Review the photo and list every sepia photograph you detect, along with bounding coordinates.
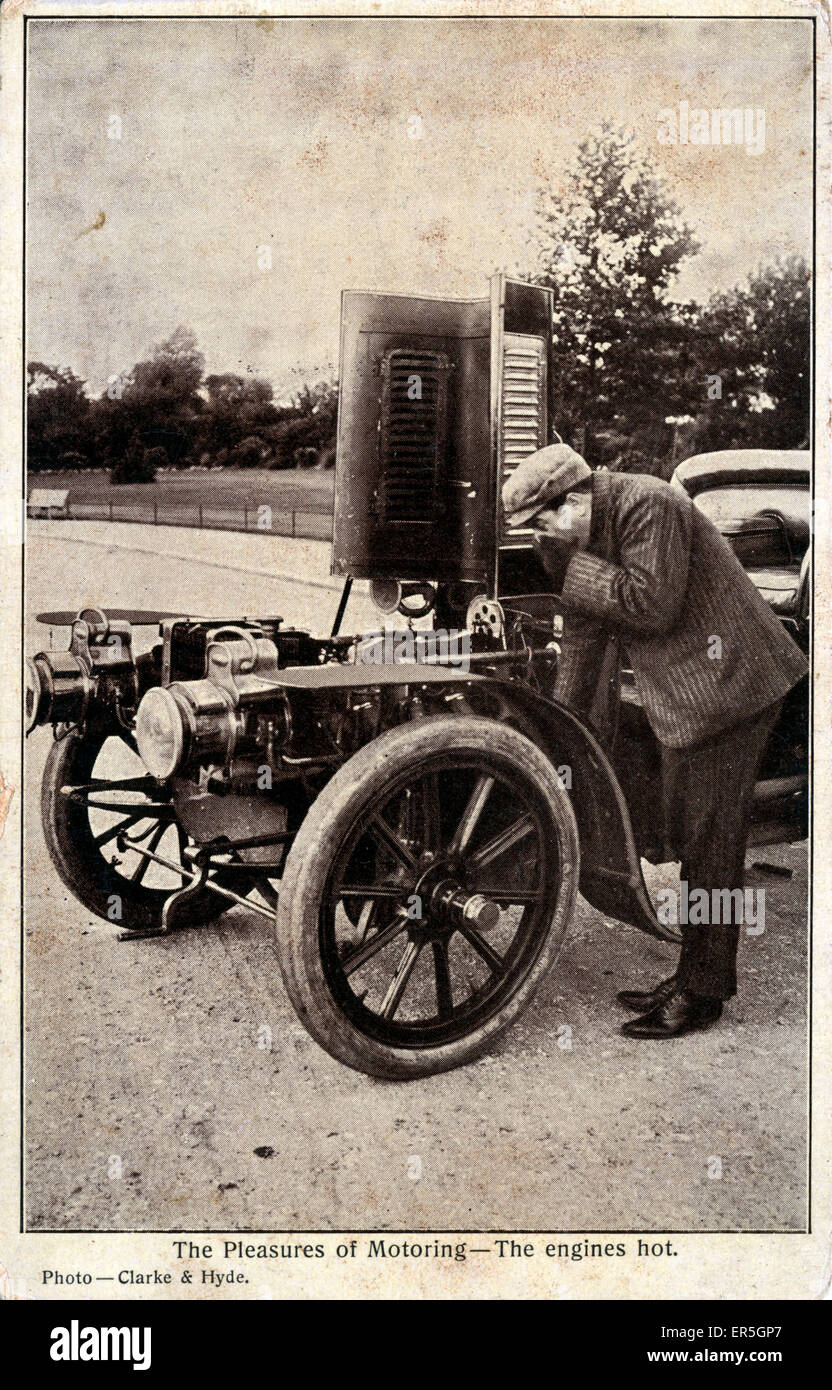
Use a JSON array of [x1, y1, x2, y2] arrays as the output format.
[[4, 1, 826, 1304]]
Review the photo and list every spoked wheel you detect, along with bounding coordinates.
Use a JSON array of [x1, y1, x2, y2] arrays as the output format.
[[40, 728, 251, 931], [277, 716, 579, 1079]]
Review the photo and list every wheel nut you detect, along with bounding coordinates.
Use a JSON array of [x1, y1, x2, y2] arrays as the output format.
[[463, 894, 500, 932]]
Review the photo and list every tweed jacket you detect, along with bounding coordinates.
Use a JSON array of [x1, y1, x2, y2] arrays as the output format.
[[552, 471, 808, 749]]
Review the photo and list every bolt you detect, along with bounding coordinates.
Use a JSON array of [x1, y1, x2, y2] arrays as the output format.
[[463, 894, 500, 932]]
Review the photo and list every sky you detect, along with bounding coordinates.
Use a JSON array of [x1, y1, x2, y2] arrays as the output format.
[[26, 15, 813, 399]]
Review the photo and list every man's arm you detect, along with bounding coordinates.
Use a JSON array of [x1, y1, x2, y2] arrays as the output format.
[[561, 483, 693, 637]]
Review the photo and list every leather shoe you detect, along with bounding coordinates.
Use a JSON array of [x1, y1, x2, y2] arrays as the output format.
[[621, 989, 723, 1039], [617, 974, 677, 1013]]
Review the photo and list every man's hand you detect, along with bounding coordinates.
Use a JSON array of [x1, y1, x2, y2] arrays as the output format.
[[532, 533, 576, 592]]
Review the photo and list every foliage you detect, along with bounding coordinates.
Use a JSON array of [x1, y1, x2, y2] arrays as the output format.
[[202, 374, 279, 461], [28, 331, 339, 478], [230, 435, 266, 469], [110, 433, 162, 485], [528, 124, 701, 465], [689, 256, 810, 453], [527, 124, 809, 472], [264, 380, 340, 468], [97, 328, 206, 472], [27, 363, 93, 471]]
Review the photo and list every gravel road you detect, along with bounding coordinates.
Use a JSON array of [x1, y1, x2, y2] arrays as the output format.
[[23, 521, 809, 1233]]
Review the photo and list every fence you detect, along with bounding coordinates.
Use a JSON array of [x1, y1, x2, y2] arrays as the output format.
[[28, 496, 334, 542]]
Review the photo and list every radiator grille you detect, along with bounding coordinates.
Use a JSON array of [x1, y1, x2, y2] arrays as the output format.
[[500, 334, 547, 535], [378, 349, 450, 525]]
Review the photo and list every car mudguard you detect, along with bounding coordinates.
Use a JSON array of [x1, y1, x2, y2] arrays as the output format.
[[475, 677, 680, 945]]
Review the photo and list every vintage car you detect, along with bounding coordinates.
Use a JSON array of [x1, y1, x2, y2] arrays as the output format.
[[671, 448, 810, 627], [26, 278, 810, 1079]]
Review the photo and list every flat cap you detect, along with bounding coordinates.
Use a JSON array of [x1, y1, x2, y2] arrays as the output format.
[[502, 443, 592, 528]]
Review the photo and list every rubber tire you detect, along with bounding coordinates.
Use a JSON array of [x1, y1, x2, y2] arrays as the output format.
[[275, 715, 580, 1080], [40, 730, 228, 931]]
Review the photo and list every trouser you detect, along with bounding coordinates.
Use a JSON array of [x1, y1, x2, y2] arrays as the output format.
[[660, 700, 782, 1000]]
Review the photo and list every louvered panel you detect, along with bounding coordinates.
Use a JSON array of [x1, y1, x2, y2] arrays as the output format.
[[500, 334, 547, 538], [378, 349, 450, 525]]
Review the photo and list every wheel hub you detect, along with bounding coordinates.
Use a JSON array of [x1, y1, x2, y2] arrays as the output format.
[[411, 856, 500, 935]]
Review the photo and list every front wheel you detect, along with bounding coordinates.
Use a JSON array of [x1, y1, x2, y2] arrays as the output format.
[[40, 728, 250, 931], [276, 716, 579, 1079]]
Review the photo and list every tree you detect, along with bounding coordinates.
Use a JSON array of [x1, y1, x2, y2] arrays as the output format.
[[262, 377, 339, 468], [99, 326, 206, 468], [526, 124, 700, 466], [230, 435, 265, 469], [124, 326, 205, 415], [27, 333, 342, 476], [202, 373, 279, 460], [110, 432, 161, 485], [692, 256, 810, 451], [27, 362, 93, 471]]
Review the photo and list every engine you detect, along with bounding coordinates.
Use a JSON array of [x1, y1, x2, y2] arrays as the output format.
[[28, 597, 561, 825], [27, 610, 355, 788]]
